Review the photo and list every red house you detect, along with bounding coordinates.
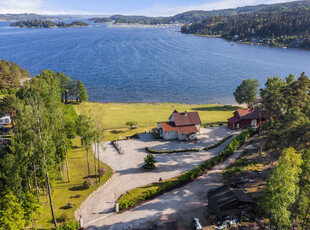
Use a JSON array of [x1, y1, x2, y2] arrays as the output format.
[[228, 108, 266, 130]]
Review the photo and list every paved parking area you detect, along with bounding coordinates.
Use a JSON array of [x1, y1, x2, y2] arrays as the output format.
[[76, 126, 239, 226]]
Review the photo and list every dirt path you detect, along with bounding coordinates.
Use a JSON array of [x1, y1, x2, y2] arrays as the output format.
[[83, 140, 248, 230]]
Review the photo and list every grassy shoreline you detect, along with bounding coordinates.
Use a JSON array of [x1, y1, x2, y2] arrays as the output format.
[[74, 102, 241, 141]]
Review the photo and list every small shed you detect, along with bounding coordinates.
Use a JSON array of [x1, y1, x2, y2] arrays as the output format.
[[207, 185, 253, 220]]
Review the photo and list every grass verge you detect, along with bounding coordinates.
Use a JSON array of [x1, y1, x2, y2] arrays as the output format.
[[74, 102, 241, 141], [118, 128, 255, 210], [145, 147, 199, 154], [37, 138, 113, 229], [203, 135, 234, 151]]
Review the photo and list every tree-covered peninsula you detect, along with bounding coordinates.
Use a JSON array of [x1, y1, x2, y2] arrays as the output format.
[[10, 20, 88, 28], [181, 7, 310, 48]]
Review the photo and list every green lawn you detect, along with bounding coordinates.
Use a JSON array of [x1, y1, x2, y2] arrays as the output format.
[[74, 102, 240, 141], [37, 138, 113, 229]]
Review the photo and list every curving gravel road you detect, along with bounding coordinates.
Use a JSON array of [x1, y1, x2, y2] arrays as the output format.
[[76, 126, 239, 228]]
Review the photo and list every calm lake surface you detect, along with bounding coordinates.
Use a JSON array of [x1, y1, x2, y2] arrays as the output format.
[[1, 21, 310, 104]]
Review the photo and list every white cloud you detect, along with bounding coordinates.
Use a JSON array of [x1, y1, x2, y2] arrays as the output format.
[[124, 0, 298, 16], [0, 0, 298, 16], [0, 0, 43, 13]]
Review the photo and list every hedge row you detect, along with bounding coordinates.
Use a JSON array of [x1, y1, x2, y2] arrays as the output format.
[[145, 147, 199, 154], [203, 135, 234, 151], [118, 128, 255, 210]]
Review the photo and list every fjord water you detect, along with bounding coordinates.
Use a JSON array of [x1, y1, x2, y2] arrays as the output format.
[[1, 22, 310, 104]]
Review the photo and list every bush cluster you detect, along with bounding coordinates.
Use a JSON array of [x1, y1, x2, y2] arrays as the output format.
[[83, 178, 93, 189], [203, 135, 234, 151], [145, 147, 199, 154], [54, 221, 80, 230], [119, 128, 255, 210]]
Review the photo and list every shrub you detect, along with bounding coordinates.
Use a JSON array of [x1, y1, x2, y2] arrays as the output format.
[[55, 221, 80, 230], [56, 213, 69, 222], [145, 147, 199, 154], [143, 154, 156, 169], [63, 202, 75, 209], [83, 178, 93, 189], [98, 167, 108, 177], [118, 128, 255, 210]]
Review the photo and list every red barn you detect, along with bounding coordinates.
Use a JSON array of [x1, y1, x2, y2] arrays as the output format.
[[228, 108, 266, 130]]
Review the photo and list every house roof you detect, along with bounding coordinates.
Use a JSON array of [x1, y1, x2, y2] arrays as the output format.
[[171, 111, 202, 126], [160, 122, 199, 135], [228, 108, 266, 123], [208, 185, 253, 207], [228, 116, 240, 123]]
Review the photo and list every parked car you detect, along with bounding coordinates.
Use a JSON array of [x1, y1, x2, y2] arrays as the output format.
[[193, 218, 203, 230]]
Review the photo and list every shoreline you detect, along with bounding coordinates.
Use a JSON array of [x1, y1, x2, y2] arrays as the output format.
[[191, 33, 308, 50], [106, 23, 182, 29], [82, 101, 247, 108]]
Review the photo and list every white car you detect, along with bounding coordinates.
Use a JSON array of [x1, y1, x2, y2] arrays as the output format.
[[193, 218, 203, 230]]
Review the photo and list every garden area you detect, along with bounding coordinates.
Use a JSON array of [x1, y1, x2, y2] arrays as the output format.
[[37, 138, 113, 229]]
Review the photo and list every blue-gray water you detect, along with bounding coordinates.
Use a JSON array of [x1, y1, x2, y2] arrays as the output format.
[[1, 21, 310, 104]]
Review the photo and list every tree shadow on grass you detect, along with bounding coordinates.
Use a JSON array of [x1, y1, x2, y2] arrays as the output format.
[[69, 185, 87, 191], [110, 130, 126, 134], [191, 105, 241, 111], [83, 175, 98, 179]]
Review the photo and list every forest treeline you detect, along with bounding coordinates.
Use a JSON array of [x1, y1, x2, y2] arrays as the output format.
[[233, 73, 310, 229], [0, 62, 91, 229], [10, 20, 88, 28], [181, 7, 310, 48], [89, 1, 310, 25]]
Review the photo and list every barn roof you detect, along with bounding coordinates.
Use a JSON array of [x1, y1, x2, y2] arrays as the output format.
[[160, 122, 199, 135], [228, 108, 266, 123], [171, 111, 202, 127]]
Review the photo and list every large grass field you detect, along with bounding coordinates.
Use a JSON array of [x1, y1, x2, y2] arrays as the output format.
[[37, 138, 113, 229], [74, 102, 241, 141]]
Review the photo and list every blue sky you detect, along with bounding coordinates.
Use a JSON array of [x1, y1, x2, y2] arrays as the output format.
[[0, 0, 298, 16]]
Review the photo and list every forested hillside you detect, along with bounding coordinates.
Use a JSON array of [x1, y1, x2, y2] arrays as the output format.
[[182, 7, 310, 48], [90, 0, 310, 24]]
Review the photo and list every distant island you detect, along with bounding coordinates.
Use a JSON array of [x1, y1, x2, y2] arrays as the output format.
[[10, 20, 88, 28], [181, 7, 310, 49]]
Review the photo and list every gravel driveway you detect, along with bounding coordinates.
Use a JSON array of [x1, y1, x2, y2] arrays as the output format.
[[76, 126, 239, 226]]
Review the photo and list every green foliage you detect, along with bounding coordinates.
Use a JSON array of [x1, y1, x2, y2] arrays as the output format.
[[262, 148, 302, 229], [76, 80, 88, 103], [261, 73, 310, 152], [143, 154, 156, 169], [119, 129, 254, 210], [22, 191, 41, 226], [233, 79, 260, 107], [125, 121, 138, 130], [83, 178, 93, 189], [182, 7, 310, 48], [0, 59, 30, 90], [0, 191, 25, 230], [10, 20, 88, 28], [54, 221, 79, 230], [145, 147, 199, 154]]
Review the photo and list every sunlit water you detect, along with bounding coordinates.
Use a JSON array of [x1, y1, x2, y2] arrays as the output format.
[[1, 21, 310, 104]]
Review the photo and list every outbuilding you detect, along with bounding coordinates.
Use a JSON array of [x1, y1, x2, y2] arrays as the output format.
[[227, 108, 266, 130], [207, 185, 253, 220]]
